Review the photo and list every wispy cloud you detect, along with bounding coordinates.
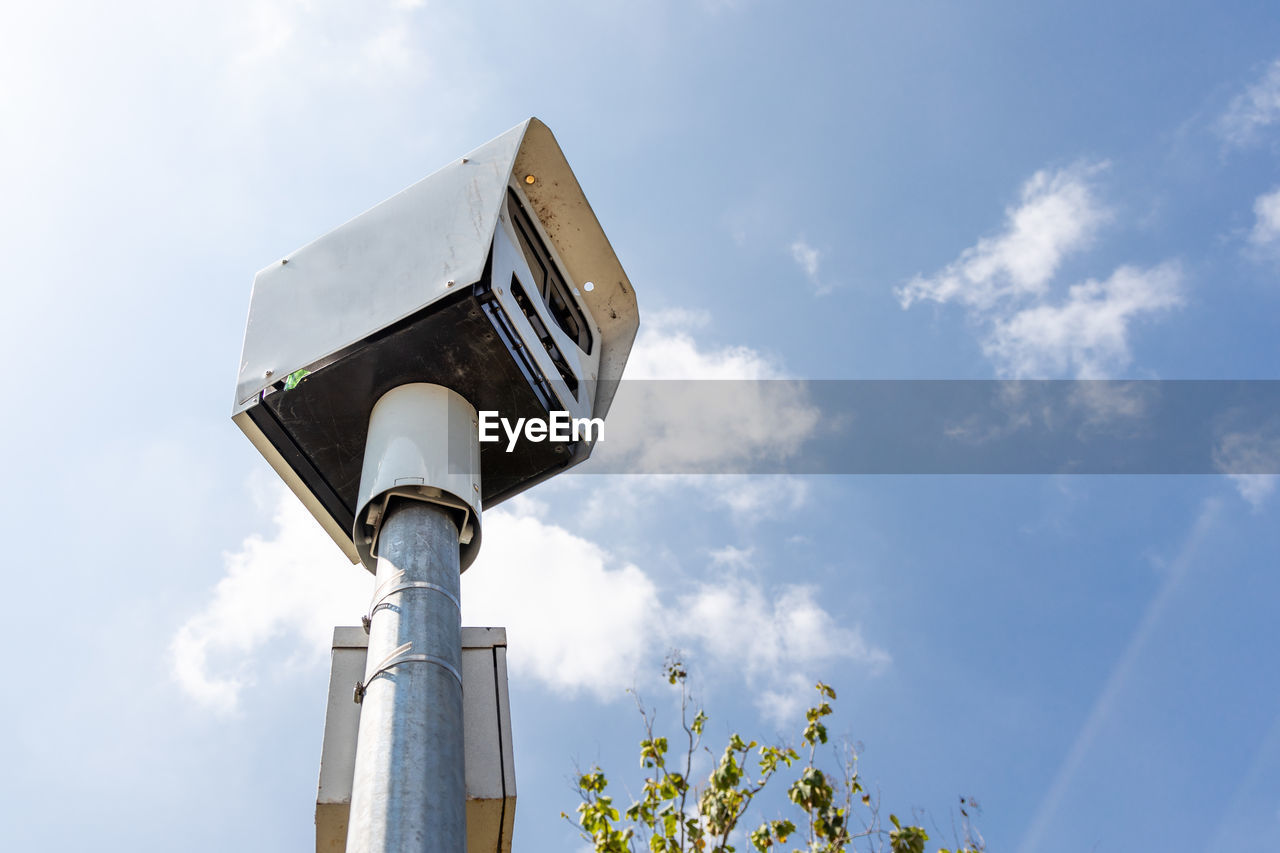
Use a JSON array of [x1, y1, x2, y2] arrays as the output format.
[[1219, 58, 1280, 148], [983, 262, 1183, 378], [169, 485, 371, 715], [898, 163, 1110, 311], [675, 562, 889, 725], [226, 0, 433, 98], [604, 309, 822, 472], [1249, 186, 1280, 249], [898, 163, 1182, 379], [174, 484, 883, 722], [790, 237, 833, 296], [1213, 425, 1280, 509], [1227, 474, 1277, 509], [708, 544, 755, 568], [467, 500, 887, 721]]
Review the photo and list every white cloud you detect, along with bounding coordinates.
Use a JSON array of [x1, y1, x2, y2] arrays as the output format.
[[566, 314, 817, 526], [1219, 58, 1280, 148], [982, 262, 1183, 378], [898, 163, 1110, 311], [791, 239, 820, 278], [461, 502, 663, 699], [174, 486, 883, 722], [790, 238, 833, 296], [226, 0, 433, 101], [0, 0, 443, 154], [1228, 475, 1277, 509], [1213, 427, 1280, 509], [676, 565, 889, 725], [1064, 380, 1155, 425], [602, 310, 822, 473], [1249, 187, 1280, 248], [709, 545, 755, 568], [898, 163, 1182, 379], [624, 308, 784, 380], [170, 485, 371, 715], [464, 507, 888, 722], [708, 476, 811, 517], [602, 381, 820, 473]]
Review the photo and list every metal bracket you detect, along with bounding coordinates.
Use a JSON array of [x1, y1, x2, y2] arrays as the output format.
[[353, 641, 463, 704], [361, 570, 461, 632], [366, 490, 475, 561]]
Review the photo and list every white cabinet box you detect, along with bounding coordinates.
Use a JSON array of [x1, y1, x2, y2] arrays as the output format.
[[317, 627, 515, 853]]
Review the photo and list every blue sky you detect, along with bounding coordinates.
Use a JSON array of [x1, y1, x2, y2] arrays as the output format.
[[2, 2, 1279, 851]]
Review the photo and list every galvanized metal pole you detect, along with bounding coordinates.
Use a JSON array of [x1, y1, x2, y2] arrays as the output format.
[[347, 498, 466, 853]]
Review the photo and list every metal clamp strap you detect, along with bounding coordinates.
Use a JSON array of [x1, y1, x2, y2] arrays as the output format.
[[353, 641, 463, 704], [362, 571, 461, 632]]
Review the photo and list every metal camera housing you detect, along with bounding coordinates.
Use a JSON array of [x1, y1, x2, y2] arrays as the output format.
[[232, 118, 639, 570]]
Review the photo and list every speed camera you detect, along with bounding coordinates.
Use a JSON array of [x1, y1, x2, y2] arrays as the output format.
[[232, 118, 639, 569]]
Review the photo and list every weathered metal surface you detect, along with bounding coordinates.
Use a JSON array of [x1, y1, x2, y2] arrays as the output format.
[[317, 627, 514, 853], [233, 118, 636, 419], [345, 500, 466, 853]]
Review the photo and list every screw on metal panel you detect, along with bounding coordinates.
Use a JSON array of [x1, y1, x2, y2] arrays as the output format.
[[473, 484, 479, 493], [263, 369, 273, 378], [447, 280, 455, 287], [281, 259, 288, 264], [353, 682, 365, 704]]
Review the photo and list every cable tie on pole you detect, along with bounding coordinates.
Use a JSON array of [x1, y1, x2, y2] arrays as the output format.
[[353, 641, 463, 704], [361, 570, 461, 633]]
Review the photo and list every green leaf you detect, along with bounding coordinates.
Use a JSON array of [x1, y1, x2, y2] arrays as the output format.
[[283, 369, 309, 391], [888, 821, 928, 853]]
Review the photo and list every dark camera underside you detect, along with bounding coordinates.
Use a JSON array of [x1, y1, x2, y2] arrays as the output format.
[[246, 255, 582, 541]]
